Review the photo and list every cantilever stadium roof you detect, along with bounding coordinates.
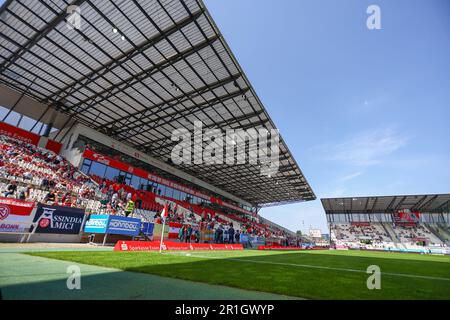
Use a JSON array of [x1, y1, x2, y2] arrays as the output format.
[[0, 0, 315, 206], [321, 194, 450, 214]]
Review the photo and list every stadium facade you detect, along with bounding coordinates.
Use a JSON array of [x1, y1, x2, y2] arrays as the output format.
[[0, 0, 315, 241], [321, 194, 450, 253]]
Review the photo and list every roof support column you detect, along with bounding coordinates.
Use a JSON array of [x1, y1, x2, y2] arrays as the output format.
[[42, 108, 58, 137]]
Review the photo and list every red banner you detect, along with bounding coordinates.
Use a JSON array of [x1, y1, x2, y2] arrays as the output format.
[[114, 240, 244, 251], [83, 149, 130, 172], [395, 211, 420, 224], [83, 149, 204, 198], [44, 139, 62, 154], [258, 245, 326, 251], [0, 121, 40, 145], [0, 197, 35, 233], [0, 121, 62, 154], [351, 222, 371, 226], [258, 246, 301, 250], [0, 197, 35, 216], [168, 222, 183, 239]]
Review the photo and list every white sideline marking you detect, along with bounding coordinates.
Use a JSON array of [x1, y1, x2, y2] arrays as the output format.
[[164, 251, 450, 282]]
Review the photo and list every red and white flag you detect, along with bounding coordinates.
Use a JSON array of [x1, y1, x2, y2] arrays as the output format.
[[161, 203, 169, 221], [159, 202, 169, 253]]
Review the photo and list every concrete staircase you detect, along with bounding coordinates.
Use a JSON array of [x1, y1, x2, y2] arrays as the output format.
[[382, 223, 405, 249], [424, 223, 447, 244], [434, 224, 450, 244]]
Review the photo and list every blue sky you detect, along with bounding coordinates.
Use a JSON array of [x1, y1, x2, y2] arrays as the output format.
[[204, 0, 450, 234], [1, 0, 449, 234]]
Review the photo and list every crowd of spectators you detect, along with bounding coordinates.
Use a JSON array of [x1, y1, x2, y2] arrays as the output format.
[[0, 134, 293, 246], [0, 136, 98, 208], [331, 222, 445, 250], [392, 223, 442, 246]]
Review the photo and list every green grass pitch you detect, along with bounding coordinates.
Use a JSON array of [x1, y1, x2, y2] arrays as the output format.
[[27, 249, 450, 300]]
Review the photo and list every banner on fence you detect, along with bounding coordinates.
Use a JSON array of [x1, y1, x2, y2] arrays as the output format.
[[83, 215, 145, 237], [168, 222, 182, 239], [83, 214, 109, 234], [239, 233, 249, 244], [152, 222, 169, 241], [258, 245, 302, 250], [0, 121, 40, 145], [251, 236, 266, 246], [114, 240, 244, 252], [0, 197, 35, 233], [106, 216, 141, 236], [0, 121, 62, 153], [200, 230, 214, 243], [32, 204, 85, 234], [141, 222, 154, 237]]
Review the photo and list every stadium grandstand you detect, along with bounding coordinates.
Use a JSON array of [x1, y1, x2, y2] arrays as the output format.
[[322, 194, 450, 253], [2, 0, 450, 304], [0, 0, 315, 248]]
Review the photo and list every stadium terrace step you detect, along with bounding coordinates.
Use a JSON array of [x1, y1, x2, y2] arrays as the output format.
[[438, 224, 450, 242], [425, 223, 447, 243], [382, 223, 405, 249]]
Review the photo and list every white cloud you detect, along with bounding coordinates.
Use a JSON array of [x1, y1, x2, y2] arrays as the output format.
[[331, 128, 408, 166], [339, 171, 364, 182]]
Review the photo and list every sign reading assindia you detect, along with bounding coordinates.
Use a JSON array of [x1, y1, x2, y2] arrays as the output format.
[[32, 204, 85, 234]]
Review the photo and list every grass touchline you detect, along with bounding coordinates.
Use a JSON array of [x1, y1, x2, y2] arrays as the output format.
[[163, 251, 450, 282]]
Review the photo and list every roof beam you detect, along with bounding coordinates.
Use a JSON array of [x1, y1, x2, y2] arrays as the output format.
[[236, 119, 270, 131], [1, 1, 155, 125], [138, 110, 266, 153], [0, 0, 86, 74], [0, 0, 14, 17], [200, 109, 264, 129], [369, 197, 379, 214], [65, 34, 219, 115], [393, 196, 407, 212], [435, 199, 450, 213], [124, 88, 249, 143], [385, 196, 398, 212], [363, 197, 371, 212], [410, 195, 428, 211], [102, 73, 242, 132], [51, 8, 205, 102], [417, 195, 438, 211]]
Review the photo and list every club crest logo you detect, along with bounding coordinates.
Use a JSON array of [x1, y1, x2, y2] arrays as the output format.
[[39, 218, 50, 228], [0, 205, 10, 220]]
